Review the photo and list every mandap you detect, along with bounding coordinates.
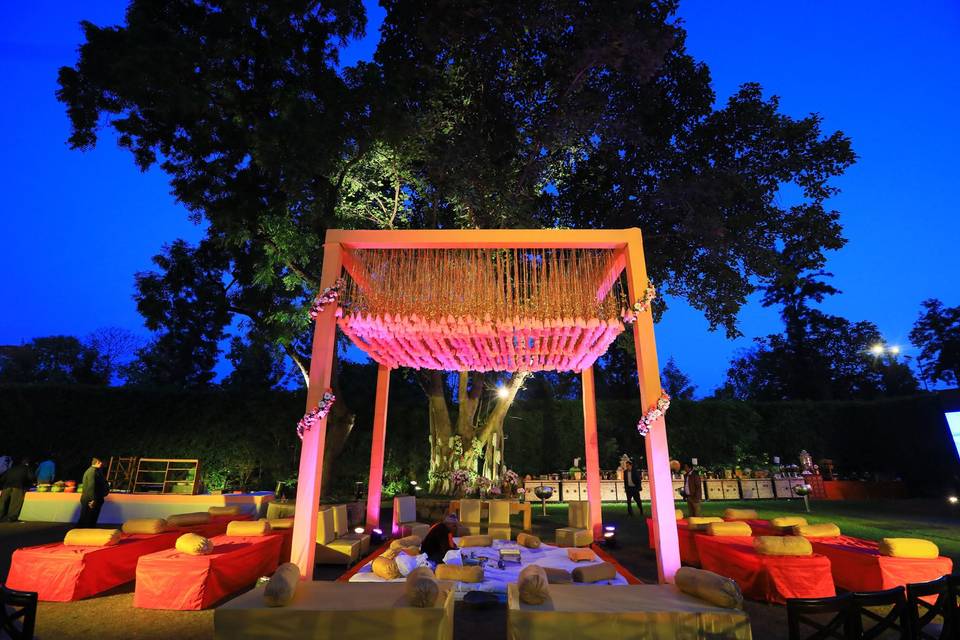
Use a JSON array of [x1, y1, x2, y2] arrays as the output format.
[[290, 228, 682, 583]]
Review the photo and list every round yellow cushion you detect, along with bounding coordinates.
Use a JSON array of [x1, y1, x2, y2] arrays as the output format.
[[675, 509, 685, 520], [770, 516, 807, 529], [675, 566, 743, 609], [878, 538, 939, 559], [571, 562, 616, 583], [435, 564, 484, 583], [176, 532, 213, 555], [754, 535, 812, 556], [372, 555, 402, 580], [209, 505, 243, 516], [793, 523, 841, 538], [122, 518, 168, 534], [64, 528, 121, 547], [264, 562, 300, 607], [516, 532, 541, 549], [459, 534, 493, 548], [723, 508, 758, 520], [405, 567, 439, 607], [390, 535, 422, 550], [517, 565, 550, 604], [706, 521, 752, 537], [686, 517, 724, 530], [167, 512, 211, 527], [226, 519, 272, 537], [264, 517, 295, 530]]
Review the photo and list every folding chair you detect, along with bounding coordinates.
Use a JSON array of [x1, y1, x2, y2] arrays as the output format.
[[906, 576, 953, 640], [786, 593, 856, 640], [850, 587, 908, 640], [0, 585, 38, 640]]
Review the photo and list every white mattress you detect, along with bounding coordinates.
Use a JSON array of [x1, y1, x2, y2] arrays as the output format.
[[348, 538, 629, 597]]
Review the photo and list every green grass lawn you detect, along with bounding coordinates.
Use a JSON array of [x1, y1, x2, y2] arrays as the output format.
[[531, 498, 960, 561]]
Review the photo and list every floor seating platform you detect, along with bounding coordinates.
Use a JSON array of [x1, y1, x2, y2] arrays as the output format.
[[4, 521, 234, 602], [214, 582, 454, 640], [133, 534, 283, 610], [507, 583, 752, 639], [646, 518, 701, 566], [695, 535, 834, 604], [808, 535, 953, 592]]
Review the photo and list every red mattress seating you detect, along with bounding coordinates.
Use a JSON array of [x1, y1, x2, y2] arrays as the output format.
[[724, 518, 782, 537], [808, 535, 953, 593], [4, 521, 235, 602], [695, 536, 835, 604], [133, 534, 283, 610], [645, 518, 708, 566]]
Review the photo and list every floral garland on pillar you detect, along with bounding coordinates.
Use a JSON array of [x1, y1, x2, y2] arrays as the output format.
[[309, 278, 346, 320], [636, 391, 671, 437], [296, 390, 336, 439], [622, 283, 657, 324]]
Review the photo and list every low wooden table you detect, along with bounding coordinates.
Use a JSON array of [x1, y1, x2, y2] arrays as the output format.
[[448, 500, 532, 532]]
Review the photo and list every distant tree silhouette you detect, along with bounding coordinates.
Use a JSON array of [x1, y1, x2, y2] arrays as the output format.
[[910, 298, 960, 386], [0, 336, 109, 385], [661, 356, 696, 400]]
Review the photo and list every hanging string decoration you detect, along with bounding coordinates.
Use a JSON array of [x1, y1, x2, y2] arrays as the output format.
[[296, 390, 336, 439], [336, 248, 633, 372], [636, 391, 671, 437], [622, 283, 657, 324], [309, 278, 346, 320]]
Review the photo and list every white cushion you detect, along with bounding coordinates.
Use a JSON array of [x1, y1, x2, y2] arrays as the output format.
[[395, 552, 430, 577]]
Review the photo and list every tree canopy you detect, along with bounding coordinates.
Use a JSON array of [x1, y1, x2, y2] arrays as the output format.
[[910, 298, 960, 386], [0, 336, 110, 385]]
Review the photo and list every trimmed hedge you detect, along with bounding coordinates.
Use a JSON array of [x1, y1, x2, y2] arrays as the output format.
[[1, 385, 956, 497]]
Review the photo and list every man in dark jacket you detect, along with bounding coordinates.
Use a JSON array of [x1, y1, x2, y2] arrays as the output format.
[[623, 460, 643, 516], [682, 463, 703, 517], [78, 458, 110, 526], [0, 457, 34, 522]]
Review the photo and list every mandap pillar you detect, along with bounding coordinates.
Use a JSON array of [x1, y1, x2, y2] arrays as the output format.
[[580, 366, 603, 540], [290, 241, 342, 579], [365, 364, 391, 531], [624, 229, 681, 583]]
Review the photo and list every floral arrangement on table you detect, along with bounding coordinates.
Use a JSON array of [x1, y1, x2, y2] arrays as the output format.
[[450, 469, 474, 495], [501, 469, 520, 497], [489, 484, 502, 497], [622, 282, 657, 324], [473, 476, 492, 497], [636, 391, 671, 436], [296, 390, 336, 439], [308, 277, 346, 320], [517, 487, 526, 503]]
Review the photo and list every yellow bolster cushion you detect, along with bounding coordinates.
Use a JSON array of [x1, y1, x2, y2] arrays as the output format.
[[167, 512, 211, 527], [372, 555, 401, 580], [121, 518, 168, 534], [517, 565, 550, 604], [459, 535, 493, 548], [544, 567, 572, 584], [754, 535, 813, 556], [567, 548, 596, 562], [64, 528, 121, 547], [390, 535, 422, 550], [878, 538, 939, 559], [686, 517, 724, 530], [435, 564, 484, 583], [723, 508, 758, 520], [264, 517, 295, 530], [175, 533, 213, 555], [263, 563, 300, 607], [572, 562, 617, 583], [675, 509, 685, 520], [226, 519, 272, 537], [770, 516, 807, 529], [706, 521, 752, 537], [675, 566, 744, 609], [516, 532, 541, 549], [208, 505, 243, 516], [793, 523, 841, 538], [406, 567, 439, 608]]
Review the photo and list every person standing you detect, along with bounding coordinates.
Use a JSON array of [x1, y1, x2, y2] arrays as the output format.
[[0, 457, 35, 522], [682, 463, 703, 517], [36, 456, 56, 484], [622, 460, 643, 517], [78, 458, 110, 526]]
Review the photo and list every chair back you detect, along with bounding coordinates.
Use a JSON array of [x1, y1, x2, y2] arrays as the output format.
[[394, 496, 417, 524], [315, 507, 336, 545], [946, 574, 960, 639], [907, 576, 952, 640], [0, 585, 37, 640], [487, 500, 510, 526], [850, 587, 907, 640], [331, 504, 349, 537], [786, 593, 855, 640], [568, 501, 590, 529], [459, 499, 482, 524]]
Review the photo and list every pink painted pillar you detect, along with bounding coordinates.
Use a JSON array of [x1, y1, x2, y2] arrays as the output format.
[[290, 241, 342, 579], [365, 364, 391, 531], [581, 366, 603, 540], [624, 229, 681, 583]]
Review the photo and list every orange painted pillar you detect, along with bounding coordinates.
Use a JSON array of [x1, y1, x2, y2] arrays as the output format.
[[365, 364, 391, 531], [581, 366, 603, 540], [290, 241, 342, 579], [624, 229, 681, 583]]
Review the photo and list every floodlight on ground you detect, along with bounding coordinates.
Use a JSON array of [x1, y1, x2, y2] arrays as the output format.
[[410, 480, 418, 486], [354, 527, 365, 535], [603, 525, 618, 548], [497, 386, 509, 398], [949, 496, 959, 505]]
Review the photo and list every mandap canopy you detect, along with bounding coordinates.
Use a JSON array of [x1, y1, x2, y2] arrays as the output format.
[[290, 228, 681, 583]]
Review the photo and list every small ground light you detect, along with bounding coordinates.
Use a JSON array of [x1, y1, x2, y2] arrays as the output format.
[[371, 528, 384, 544], [354, 527, 365, 535], [603, 525, 617, 548], [949, 496, 959, 504]]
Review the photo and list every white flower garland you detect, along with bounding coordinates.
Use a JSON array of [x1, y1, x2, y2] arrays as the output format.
[[622, 283, 657, 324], [309, 278, 346, 320], [296, 390, 336, 439], [636, 391, 671, 437]]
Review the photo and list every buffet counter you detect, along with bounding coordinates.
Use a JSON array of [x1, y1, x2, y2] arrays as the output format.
[[20, 491, 274, 523]]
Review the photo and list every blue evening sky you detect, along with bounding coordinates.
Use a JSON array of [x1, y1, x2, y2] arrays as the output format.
[[1, 1, 957, 394]]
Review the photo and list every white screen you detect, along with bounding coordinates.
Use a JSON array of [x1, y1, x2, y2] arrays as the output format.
[[946, 411, 960, 461]]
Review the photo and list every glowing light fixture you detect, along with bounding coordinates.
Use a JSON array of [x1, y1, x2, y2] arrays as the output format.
[[354, 527, 365, 534], [497, 386, 509, 399], [949, 496, 959, 505], [889, 345, 901, 355], [869, 344, 885, 356]]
